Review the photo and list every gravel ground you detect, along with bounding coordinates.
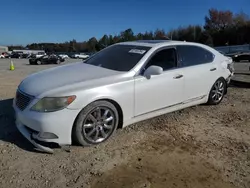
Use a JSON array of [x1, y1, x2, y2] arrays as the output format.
[[0, 59, 250, 188]]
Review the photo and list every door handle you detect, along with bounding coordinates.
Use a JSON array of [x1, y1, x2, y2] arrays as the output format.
[[173, 74, 183, 79], [210, 68, 217, 71]]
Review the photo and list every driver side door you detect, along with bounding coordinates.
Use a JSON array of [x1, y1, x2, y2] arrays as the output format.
[[134, 47, 184, 116]]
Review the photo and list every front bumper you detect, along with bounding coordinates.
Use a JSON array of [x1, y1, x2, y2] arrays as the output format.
[[13, 104, 80, 153], [16, 122, 54, 153]]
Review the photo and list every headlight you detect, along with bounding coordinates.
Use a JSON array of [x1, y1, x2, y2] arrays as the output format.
[[31, 96, 76, 112]]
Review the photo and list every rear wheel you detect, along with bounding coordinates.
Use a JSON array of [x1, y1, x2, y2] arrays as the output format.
[[73, 100, 119, 146], [36, 60, 42, 65], [207, 78, 226, 105]]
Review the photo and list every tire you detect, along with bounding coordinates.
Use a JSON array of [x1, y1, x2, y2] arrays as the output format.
[[56, 59, 61, 64], [72, 100, 119, 146], [36, 60, 42, 65], [207, 78, 226, 105]]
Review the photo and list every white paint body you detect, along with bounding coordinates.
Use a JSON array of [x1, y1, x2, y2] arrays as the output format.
[[58, 54, 69, 59], [13, 40, 234, 151], [74, 54, 89, 59], [36, 54, 46, 58]]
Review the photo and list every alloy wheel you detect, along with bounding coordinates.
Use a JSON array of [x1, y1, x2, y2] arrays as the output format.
[[211, 80, 225, 103], [82, 106, 115, 143]]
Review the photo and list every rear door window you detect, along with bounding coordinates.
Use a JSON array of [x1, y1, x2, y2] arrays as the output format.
[[177, 45, 214, 67]]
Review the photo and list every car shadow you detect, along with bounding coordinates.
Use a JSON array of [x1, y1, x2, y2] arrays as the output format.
[[0, 98, 45, 153], [229, 80, 250, 88]]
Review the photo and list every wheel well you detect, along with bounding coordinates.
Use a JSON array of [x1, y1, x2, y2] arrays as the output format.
[[71, 98, 124, 144], [73, 99, 124, 130], [100, 99, 124, 129], [217, 77, 227, 94]]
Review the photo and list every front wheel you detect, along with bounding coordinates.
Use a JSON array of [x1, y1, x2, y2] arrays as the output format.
[[73, 100, 119, 146], [207, 78, 226, 105]]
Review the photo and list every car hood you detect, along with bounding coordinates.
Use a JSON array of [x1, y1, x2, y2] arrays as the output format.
[[18, 62, 123, 97]]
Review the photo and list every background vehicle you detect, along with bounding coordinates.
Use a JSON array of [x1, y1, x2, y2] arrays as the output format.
[[232, 51, 250, 62], [225, 50, 250, 62], [36, 52, 46, 58], [29, 54, 65, 65], [58, 54, 69, 59], [72, 53, 89, 59], [0, 52, 10, 58], [10, 52, 23, 58], [14, 40, 234, 153]]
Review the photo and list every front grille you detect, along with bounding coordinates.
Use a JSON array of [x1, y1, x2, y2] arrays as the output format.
[[15, 90, 33, 111]]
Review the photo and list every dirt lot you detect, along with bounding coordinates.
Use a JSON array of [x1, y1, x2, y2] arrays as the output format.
[[0, 59, 249, 188]]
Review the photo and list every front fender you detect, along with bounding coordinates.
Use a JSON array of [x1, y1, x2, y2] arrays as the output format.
[[66, 83, 134, 124]]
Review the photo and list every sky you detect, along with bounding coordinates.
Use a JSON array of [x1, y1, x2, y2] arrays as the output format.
[[1, 0, 249, 45]]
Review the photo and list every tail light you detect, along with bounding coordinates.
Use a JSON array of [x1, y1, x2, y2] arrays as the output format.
[[227, 63, 234, 73], [224, 56, 234, 73]]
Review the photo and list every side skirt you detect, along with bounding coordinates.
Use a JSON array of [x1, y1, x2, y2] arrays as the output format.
[[122, 95, 207, 128]]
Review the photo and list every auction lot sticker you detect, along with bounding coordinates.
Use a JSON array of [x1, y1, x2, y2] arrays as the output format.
[[129, 49, 146, 54]]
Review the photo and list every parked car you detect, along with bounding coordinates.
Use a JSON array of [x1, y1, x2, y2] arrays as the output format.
[[72, 53, 89, 59], [11, 52, 22, 58], [0, 52, 10, 58], [29, 54, 65, 65], [36, 52, 46, 58], [13, 40, 234, 153], [232, 51, 250, 62], [58, 54, 69, 59]]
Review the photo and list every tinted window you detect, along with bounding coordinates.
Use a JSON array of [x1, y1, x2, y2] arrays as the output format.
[[177, 45, 214, 67], [144, 48, 177, 71], [84, 45, 151, 71]]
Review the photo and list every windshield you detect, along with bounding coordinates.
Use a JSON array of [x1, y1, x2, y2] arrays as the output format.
[[84, 44, 151, 71]]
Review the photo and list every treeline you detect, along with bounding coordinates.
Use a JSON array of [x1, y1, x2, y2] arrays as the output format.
[[8, 9, 250, 53]]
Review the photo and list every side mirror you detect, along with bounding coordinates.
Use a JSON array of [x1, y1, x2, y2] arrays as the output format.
[[143, 65, 163, 79]]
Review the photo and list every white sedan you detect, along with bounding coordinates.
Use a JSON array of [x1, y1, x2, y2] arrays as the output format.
[[58, 54, 69, 59], [13, 40, 234, 153], [73, 53, 89, 59]]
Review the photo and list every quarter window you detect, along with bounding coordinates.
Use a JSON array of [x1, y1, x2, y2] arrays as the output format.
[[177, 45, 214, 67], [144, 48, 177, 71]]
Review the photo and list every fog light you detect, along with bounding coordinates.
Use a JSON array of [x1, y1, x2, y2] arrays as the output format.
[[38, 132, 58, 139]]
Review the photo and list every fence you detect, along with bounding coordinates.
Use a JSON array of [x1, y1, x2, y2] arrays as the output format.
[[214, 44, 250, 54]]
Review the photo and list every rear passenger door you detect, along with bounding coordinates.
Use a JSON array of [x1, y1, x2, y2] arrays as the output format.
[[176, 45, 217, 102]]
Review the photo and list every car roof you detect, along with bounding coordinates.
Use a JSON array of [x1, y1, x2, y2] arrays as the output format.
[[116, 40, 223, 58], [118, 40, 221, 54], [118, 40, 201, 48]]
